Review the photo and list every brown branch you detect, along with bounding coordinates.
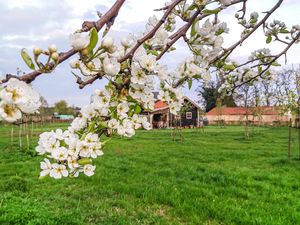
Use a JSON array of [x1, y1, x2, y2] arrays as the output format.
[[156, 8, 201, 60], [157, 0, 248, 61], [171, 0, 245, 88], [212, 0, 284, 64], [75, 75, 102, 89], [154, 6, 169, 11], [119, 0, 183, 62], [233, 31, 300, 90], [1, 0, 126, 85], [80, 0, 184, 88], [237, 0, 247, 20]]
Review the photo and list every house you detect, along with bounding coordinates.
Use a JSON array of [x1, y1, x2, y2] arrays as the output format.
[[146, 96, 202, 128], [206, 106, 291, 125], [53, 113, 75, 120]]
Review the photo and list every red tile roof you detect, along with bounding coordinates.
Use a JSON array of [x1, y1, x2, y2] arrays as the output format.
[[206, 106, 280, 116], [154, 100, 168, 109]]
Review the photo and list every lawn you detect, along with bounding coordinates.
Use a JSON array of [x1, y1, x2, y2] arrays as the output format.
[[0, 124, 300, 225]]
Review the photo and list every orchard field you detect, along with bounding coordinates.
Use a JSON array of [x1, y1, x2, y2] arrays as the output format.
[[0, 124, 300, 225]]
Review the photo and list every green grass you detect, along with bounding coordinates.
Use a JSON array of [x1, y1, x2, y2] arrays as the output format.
[[1, 124, 300, 225]]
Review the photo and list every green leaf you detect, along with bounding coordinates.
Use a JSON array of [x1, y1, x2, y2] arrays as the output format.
[[78, 158, 92, 165], [115, 76, 123, 84], [258, 66, 262, 73], [134, 104, 142, 114], [266, 35, 272, 44], [190, 18, 199, 37], [143, 43, 151, 50], [99, 121, 108, 129], [188, 79, 193, 90], [88, 28, 98, 52], [188, 4, 197, 11], [271, 61, 281, 67], [21, 49, 35, 70], [216, 60, 225, 69], [264, 70, 271, 77], [279, 29, 290, 34], [223, 64, 236, 71], [147, 50, 159, 56], [202, 8, 221, 15]]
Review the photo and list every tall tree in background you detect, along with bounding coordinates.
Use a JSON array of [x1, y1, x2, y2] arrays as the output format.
[[54, 100, 69, 115], [197, 81, 236, 112]]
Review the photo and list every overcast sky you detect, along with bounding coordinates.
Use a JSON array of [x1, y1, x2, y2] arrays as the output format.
[[0, 0, 299, 107]]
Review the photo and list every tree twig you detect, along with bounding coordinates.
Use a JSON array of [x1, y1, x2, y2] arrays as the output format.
[[1, 0, 126, 85]]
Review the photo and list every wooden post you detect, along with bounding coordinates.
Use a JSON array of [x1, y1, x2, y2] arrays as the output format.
[[18, 124, 22, 150], [288, 118, 292, 160], [166, 110, 170, 128], [25, 121, 30, 152], [298, 117, 300, 160], [10, 125, 14, 151]]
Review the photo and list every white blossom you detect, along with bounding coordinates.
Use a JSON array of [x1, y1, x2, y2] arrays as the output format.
[[50, 164, 69, 179], [69, 32, 90, 50], [83, 164, 96, 177]]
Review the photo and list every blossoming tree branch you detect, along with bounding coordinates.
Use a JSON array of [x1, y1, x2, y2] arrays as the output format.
[[0, 0, 299, 179]]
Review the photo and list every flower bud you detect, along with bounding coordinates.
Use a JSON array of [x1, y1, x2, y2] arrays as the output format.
[[107, 45, 117, 54], [51, 52, 59, 61], [81, 48, 89, 56], [101, 37, 114, 49], [33, 47, 42, 56], [48, 44, 57, 53], [69, 58, 80, 69]]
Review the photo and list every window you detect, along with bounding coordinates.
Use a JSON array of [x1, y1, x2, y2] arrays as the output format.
[[186, 112, 192, 119]]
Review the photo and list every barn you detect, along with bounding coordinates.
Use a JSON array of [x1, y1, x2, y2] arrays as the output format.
[[206, 106, 291, 125], [146, 96, 202, 128]]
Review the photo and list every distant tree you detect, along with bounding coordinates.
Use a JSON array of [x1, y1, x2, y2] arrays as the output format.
[[54, 100, 69, 114], [39, 96, 48, 116], [234, 84, 254, 139], [197, 81, 236, 112], [40, 96, 49, 108], [273, 67, 300, 121]]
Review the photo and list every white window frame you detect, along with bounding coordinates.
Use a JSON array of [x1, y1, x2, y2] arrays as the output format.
[[186, 112, 192, 119]]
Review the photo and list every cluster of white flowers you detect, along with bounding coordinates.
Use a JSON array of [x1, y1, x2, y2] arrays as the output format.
[[158, 87, 184, 115], [264, 19, 291, 41], [249, 48, 272, 62], [129, 47, 158, 110], [37, 128, 100, 179], [69, 32, 121, 81], [36, 86, 152, 178], [191, 19, 228, 62], [0, 78, 41, 122], [146, 16, 170, 49], [219, 66, 276, 95], [164, 2, 176, 32], [177, 57, 210, 82]]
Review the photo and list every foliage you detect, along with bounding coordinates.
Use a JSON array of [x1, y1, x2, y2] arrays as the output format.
[[198, 81, 236, 112], [53, 100, 77, 115], [0, 125, 300, 224]]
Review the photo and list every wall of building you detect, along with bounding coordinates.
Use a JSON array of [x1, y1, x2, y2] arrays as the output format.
[[181, 107, 198, 127], [206, 114, 291, 125]]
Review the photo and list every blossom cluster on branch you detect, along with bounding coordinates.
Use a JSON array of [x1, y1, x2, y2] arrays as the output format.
[[0, 0, 299, 179], [0, 78, 40, 122]]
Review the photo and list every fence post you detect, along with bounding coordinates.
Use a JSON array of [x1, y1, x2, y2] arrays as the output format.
[[298, 118, 300, 160], [288, 118, 292, 160]]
